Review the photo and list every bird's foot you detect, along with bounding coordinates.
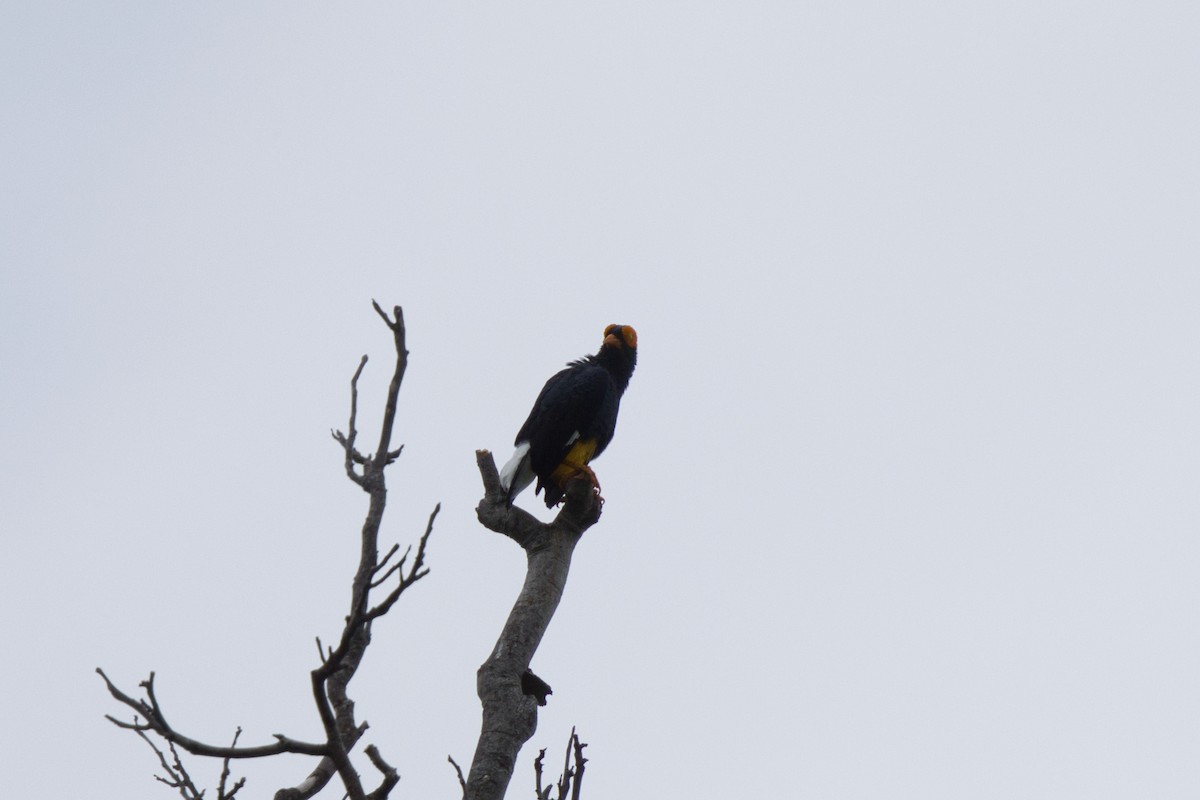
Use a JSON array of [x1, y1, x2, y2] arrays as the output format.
[[579, 465, 604, 508], [578, 464, 601, 494], [553, 463, 604, 508]]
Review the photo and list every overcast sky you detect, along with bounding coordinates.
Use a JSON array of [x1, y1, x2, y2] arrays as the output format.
[[3, 2, 1198, 798]]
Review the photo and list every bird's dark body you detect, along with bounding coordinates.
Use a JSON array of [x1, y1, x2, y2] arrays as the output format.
[[501, 325, 637, 507], [518, 359, 622, 499]]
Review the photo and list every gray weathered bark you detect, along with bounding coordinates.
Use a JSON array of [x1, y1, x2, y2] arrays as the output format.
[[465, 450, 602, 800]]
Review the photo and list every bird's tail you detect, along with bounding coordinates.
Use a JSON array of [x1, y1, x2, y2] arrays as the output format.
[[499, 442, 535, 505]]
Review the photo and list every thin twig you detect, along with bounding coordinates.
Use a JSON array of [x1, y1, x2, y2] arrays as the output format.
[[137, 726, 199, 800], [448, 755, 468, 800], [556, 728, 574, 800], [370, 301, 407, 467], [366, 504, 438, 619], [98, 669, 328, 759], [217, 728, 246, 800], [332, 354, 371, 488], [533, 749, 550, 800], [369, 546, 409, 589], [370, 543, 402, 578], [569, 731, 587, 800]]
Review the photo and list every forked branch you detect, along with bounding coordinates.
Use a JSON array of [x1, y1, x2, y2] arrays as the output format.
[[101, 302, 435, 800], [533, 728, 588, 800], [464, 452, 602, 800]]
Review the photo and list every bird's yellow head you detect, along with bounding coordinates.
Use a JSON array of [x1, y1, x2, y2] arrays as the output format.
[[602, 324, 638, 350]]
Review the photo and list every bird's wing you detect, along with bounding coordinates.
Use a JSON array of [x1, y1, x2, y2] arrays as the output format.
[[516, 364, 612, 478]]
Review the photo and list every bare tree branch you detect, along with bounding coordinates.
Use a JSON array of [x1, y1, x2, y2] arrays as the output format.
[[368, 505, 437, 620], [369, 543, 404, 588], [534, 748, 550, 800], [98, 669, 328, 759], [217, 729, 247, 800], [556, 730, 574, 800], [568, 730, 587, 800], [332, 354, 370, 487], [448, 755, 468, 799], [138, 728, 201, 800], [370, 300, 407, 465], [465, 451, 602, 800], [531, 729, 587, 800], [274, 301, 427, 800], [364, 744, 400, 800], [102, 302, 435, 800]]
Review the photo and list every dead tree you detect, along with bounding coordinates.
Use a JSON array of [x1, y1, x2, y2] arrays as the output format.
[[465, 453, 602, 800], [99, 302, 435, 800], [99, 301, 602, 800]]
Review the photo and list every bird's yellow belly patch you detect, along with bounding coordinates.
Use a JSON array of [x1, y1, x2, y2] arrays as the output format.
[[551, 438, 598, 484]]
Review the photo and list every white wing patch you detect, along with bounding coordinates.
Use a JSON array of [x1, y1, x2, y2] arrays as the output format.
[[499, 441, 535, 498]]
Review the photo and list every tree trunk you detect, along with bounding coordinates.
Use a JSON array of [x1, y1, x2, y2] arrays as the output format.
[[466, 450, 601, 800]]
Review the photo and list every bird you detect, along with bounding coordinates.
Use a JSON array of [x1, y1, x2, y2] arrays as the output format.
[[499, 324, 638, 508]]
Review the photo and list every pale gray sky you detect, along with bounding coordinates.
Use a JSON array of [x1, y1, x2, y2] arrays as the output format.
[[2, 2, 1198, 798]]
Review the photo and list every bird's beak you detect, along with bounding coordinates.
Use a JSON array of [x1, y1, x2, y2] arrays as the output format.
[[603, 333, 622, 349]]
